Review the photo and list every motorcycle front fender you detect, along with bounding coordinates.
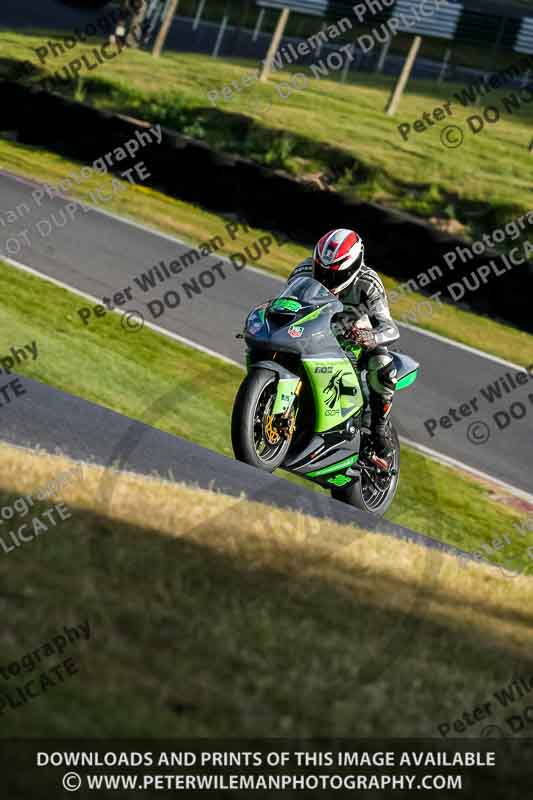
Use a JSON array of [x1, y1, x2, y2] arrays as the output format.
[[250, 361, 300, 415]]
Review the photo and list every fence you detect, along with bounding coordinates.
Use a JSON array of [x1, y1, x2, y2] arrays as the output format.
[[173, 0, 533, 81]]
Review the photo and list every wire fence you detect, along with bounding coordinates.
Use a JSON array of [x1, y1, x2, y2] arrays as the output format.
[[162, 0, 533, 88]]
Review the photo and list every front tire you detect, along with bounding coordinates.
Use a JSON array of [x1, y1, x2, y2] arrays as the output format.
[[231, 369, 292, 472], [331, 424, 400, 516]]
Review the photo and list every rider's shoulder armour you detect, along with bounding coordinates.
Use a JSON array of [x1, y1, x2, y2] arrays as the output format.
[[342, 267, 386, 308]]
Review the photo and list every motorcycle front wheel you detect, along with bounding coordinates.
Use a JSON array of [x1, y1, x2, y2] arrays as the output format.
[[231, 369, 293, 472]]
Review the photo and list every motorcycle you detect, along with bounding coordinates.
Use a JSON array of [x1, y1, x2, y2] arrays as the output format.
[[231, 276, 419, 516]]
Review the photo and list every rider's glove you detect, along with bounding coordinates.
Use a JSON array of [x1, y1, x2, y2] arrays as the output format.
[[350, 325, 377, 350]]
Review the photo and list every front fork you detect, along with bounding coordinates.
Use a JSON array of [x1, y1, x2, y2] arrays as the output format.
[[271, 378, 302, 438], [248, 358, 302, 441]]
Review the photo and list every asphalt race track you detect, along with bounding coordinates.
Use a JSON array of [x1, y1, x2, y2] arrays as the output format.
[[2, 370, 478, 561], [0, 170, 531, 500]]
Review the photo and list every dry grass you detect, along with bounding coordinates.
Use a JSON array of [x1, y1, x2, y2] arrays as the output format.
[[1, 442, 532, 742]]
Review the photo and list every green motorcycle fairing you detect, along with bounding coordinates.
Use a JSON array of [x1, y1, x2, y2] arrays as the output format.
[[243, 276, 419, 488], [302, 357, 364, 433], [245, 277, 366, 434]]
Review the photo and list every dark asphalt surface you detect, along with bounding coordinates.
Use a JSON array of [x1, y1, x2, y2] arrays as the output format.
[[0, 170, 531, 497], [1, 370, 475, 561]]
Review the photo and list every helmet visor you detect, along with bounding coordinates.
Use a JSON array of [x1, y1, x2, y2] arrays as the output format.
[[314, 250, 363, 293]]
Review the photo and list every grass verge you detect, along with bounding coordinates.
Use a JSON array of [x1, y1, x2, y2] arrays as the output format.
[[0, 136, 532, 367], [1, 32, 532, 234]]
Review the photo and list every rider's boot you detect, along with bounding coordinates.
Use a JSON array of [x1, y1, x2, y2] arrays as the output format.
[[368, 391, 393, 471]]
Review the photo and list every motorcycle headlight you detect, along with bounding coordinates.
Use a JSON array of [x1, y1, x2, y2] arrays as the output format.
[[246, 307, 266, 335]]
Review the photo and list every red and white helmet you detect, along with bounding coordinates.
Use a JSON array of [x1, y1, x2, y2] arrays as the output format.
[[312, 228, 365, 295]]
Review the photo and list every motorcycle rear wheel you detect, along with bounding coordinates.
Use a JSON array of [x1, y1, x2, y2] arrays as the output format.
[[331, 424, 400, 516]]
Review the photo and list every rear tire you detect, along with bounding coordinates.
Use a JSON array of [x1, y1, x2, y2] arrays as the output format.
[[331, 424, 400, 516], [231, 369, 292, 472]]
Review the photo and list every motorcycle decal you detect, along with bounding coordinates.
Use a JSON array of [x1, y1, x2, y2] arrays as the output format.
[[271, 298, 302, 313], [288, 326, 303, 338], [324, 370, 345, 408], [327, 474, 352, 487], [308, 454, 359, 478], [303, 358, 363, 434], [297, 308, 322, 325]]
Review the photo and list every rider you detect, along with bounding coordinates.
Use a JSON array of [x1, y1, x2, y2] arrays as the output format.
[[110, 0, 148, 48], [287, 228, 399, 469]]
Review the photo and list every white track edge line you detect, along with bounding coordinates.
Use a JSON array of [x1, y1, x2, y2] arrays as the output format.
[[0, 169, 525, 372], [396, 321, 525, 371], [3, 256, 240, 367], [402, 436, 533, 505], [4, 255, 532, 503]]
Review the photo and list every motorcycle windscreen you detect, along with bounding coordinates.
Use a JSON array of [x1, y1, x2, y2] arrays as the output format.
[[277, 276, 340, 309]]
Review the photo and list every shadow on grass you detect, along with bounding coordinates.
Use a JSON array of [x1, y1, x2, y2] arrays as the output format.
[[0, 482, 532, 744], [1, 55, 525, 233]]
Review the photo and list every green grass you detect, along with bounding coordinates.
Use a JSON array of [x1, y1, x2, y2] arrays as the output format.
[[0, 135, 532, 368], [1, 31, 531, 237], [1, 256, 531, 573]]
